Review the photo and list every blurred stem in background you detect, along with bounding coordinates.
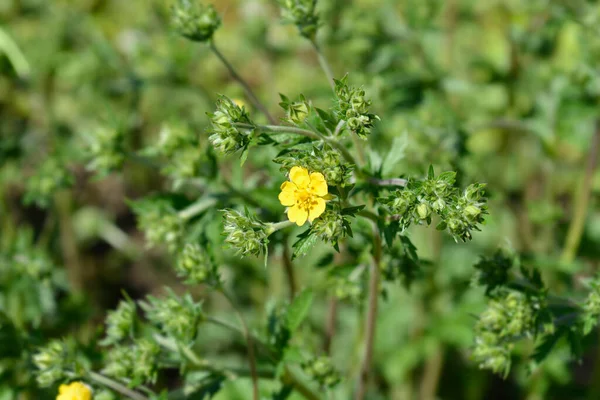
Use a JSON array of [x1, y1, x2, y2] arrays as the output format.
[[356, 223, 382, 400], [209, 41, 276, 124], [561, 122, 600, 264]]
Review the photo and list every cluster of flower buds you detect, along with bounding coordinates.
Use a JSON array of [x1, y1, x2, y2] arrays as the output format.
[[140, 290, 203, 344], [222, 209, 270, 257], [208, 96, 255, 155], [278, 0, 319, 41], [131, 199, 184, 252], [24, 158, 73, 207], [86, 127, 126, 175], [171, 0, 221, 43], [472, 290, 537, 376], [582, 275, 600, 335], [100, 299, 136, 346], [143, 123, 205, 183], [176, 243, 221, 286], [301, 356, 341, 388], [381, 168, 487, 242], [311, 210, 347, 245], [334, 75, 379, 139], [102, 339, 160, 386], [33, 340, 75, 387]]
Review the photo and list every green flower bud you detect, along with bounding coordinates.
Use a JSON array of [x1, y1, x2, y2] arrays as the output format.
[[582, 276, 600, 334], [24, 158, 74, 208], [208, 96, 254, 155], [86, 127, 126, 175], [464, 205, 481, 219], [278, 0, 319, 40], [302, 356, 341, 388], [131, 339, 161, 385], [102, 346, 133, 380], [311, 210, 345, 244], [222, 209, 270, 257], [101, 299, 136, 346], [176, 243, 220, 286], [140, 290, 204, 344], [334, 75, 378, 139], [287, 100, 309, 124], [416, 203, 431, 221], [131, 200, 184, 252], [34, 340, 75, 387], [172, 0, 221, 42], [432, 197, 446, 212]]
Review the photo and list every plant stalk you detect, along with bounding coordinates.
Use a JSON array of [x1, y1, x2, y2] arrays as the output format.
[[355, 224, 383, 400], [88, 371, 149, 400], [210, 41, 276, 124], [219, 289, 260, 400], [561, 122, 600, 264]]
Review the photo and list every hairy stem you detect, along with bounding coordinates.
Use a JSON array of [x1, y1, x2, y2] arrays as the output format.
[[311, 40, 335, 91], [324, 297, 338, 354], [282, 235, 297, 300], [369, 178, 408, 187], [219, 289, 260, 400], [210, 41, 276, 124], [178, 197, 218, 220], [236, 123, 357, 165], [355, 224, 383, 400], [561, 122, 600, 264], [88, 371, 149, 400]]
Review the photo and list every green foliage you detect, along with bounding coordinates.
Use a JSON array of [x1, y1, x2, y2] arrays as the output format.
[[2, 0, 600, 399]]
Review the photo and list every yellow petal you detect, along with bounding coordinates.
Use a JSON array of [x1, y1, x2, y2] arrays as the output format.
[[309, 172, 328, 196], [308, 197, 326, 222], [280, 181, 296, 191], [288, 204, 308, 226], [58, 384, 69, 394], [278, 189, 296, 206], [290, 166, 310, 188]]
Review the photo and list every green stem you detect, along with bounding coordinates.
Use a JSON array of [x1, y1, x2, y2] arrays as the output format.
[[0, 26, 30, 78], [355, 223, 383, 400], [311, 40, 335, 91], [282, 234, 297, 300], [210, 41, 276, 124], [219, 289, 260, 400], [178, 197, 218, 220], [268, 220, 295, 235], [561, 122, 600, 264], [369, 178, 408, 187], [88, 371, 149, 400], [282, 366, 323, 400], [237, 123, 357, 165]]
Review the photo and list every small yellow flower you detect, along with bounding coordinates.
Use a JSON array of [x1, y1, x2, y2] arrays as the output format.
[[56, 381, 92, 400], [279, 166, 328, 226]]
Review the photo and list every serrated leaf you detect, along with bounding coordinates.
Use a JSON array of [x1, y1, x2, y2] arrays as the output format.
[[292, 229, 318, 259], [287, 289, 314, 332]]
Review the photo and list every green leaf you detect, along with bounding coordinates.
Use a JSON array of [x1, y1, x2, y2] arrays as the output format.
[[381, 134, 407, 177], [341, 205, 365, 216], [287, 289, 314, 332], [292, 229, 318, 259], [427, 164, 435, 180]]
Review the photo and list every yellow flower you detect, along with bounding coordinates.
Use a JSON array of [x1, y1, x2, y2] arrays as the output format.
[[56, 382, 92, 400], [279, 166, 328, 226]]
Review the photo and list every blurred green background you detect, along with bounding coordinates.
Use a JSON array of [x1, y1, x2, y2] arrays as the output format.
[[1, 0, 600, 399]]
